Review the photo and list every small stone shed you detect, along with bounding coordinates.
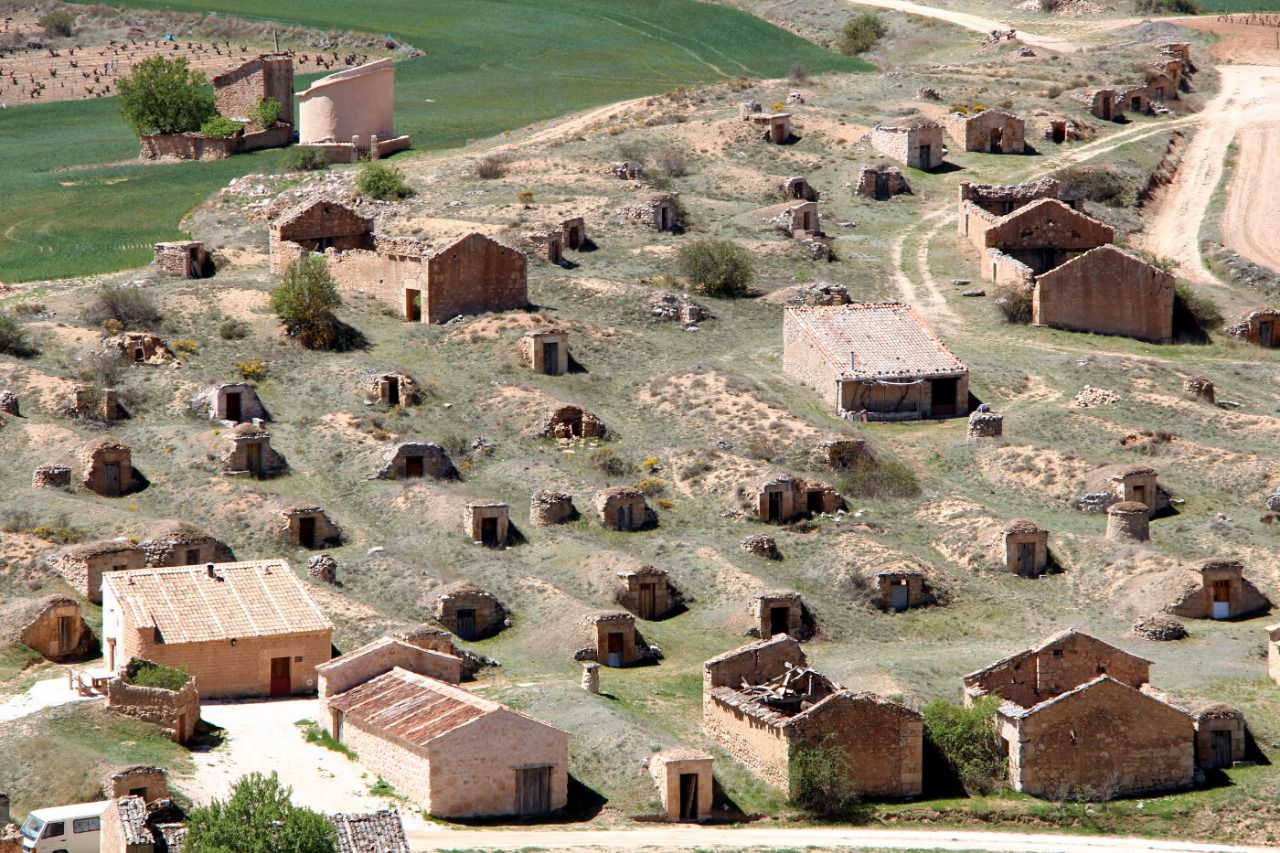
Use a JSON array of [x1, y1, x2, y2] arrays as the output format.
[[3, 596, 95, 662], [281, 505, 342, 549], [749, 592, 809, 640], [854, 164, 911, 200], [525, 229, 565, 264], [596, 486, 656, 531], [216, 422, 288, 478], [464, 501, 511, 547], [269, 199, 376, 274], [767, 201, 820, 237], [434, 582, 508, 640], [1074, 87, 1122, 121], [1167, 559, 1270, 621], [52, 540, 146, 603], [80, 437, 136, 497], [870, 118, 945, 170], [580, 612, 644, 668], [702, 636, 922, 797], [755, 475, 840, 524], [615, 565, 673, 620], [1226, 307, 1280, 347], [649, 750, 714, 821], [1000, 519, 1049, 577], [102, 765, 169, 801], [561, 217, 588, 250], [747, 112, 792, 143], [191, 382, 266, 423], [111, 332, 171, 365], [376, 442, 458, 480], [539, 404, 606, 440], [781, 176, 819, 202], [1107, 501, 1151, 543], [623, 193, 678, 231], [141, 521, 235, 568], [872, 569, 936, 613], [1192, 703, 1247, 770], [153, 241, 212, 278], [943, 109, 1025, 154], [530, 490, 577, 526], [366, 371, 417, 407], [520, 329, 570, 376], [1080, 463, 1167, 514]]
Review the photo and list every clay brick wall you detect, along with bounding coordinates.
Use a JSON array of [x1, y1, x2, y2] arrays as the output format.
[[790, 693, 923, 798], [427, 711, 569, 817], [782, 312, 841, 411], [56, 547, 145, 603], [215, 55, 294, 124], [106, 677, 199, 743], [424, 234, 527, 323], [319, 642, 461, 704], [703, 697, 792, 787], [1033, 247, 1174, 341]]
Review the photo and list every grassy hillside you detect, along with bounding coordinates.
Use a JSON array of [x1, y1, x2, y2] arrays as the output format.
[[0, 0, 866, 284]]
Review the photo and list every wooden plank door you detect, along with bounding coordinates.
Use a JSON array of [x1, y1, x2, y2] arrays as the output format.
[[269, 656, 291, 697]]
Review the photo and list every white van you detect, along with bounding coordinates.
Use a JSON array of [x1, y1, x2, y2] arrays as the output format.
[[19, 800, 109, 853]]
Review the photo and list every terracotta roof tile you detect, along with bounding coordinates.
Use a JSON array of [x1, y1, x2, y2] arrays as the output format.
[[328, 668, 500, 746], [328, 811, 410, 853], [786, 303, 967, 380]]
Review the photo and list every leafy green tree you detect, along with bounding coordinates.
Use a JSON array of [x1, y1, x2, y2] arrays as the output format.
[[270, 255, 343, 350], [117, 56, 215, 136], [922, 696, 1007, 794], [676, 238, 753, 298], [185, 772, 336, 853], [356, 161, 409, 200], [839, 13, 887, 55]]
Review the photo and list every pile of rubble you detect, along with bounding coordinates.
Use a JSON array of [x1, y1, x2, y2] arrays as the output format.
[[1073, 386, 1122, 408]]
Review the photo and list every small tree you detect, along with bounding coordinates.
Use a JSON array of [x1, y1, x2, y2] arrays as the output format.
[[283, 147, 329, 172], [271, 255, 342, 350], [252, 97, 282, 130], [839, 13, 887, 55], [677, 239, 753, 298], [200, 116, 242, 138], [0, 314, 37, 357], [117, 56, 215, 136], [39, 10, 75, 37], [789, 738, 865, 819], [923, 696, 1007, 794], [185, 772, 336, 853], [356, 161, 408, 200]]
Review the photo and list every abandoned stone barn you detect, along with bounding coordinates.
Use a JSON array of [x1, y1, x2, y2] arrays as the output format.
[[963, 198, 1113, 285], [1031, 245, 1175, 342], [870, 118, 945, 170], [964, 629, 1195, 798], [51, 540, 145, 603], [79, 437, 137, 497], [1073, 87, 1122, 121], [270, 200, 375, 273], [298, 59, 412, 161], [101, 560, 332, 698], [376, 441, 458, 480], [140, 521, 235, 568], [520, 329, 570, 375], [596, 486, 656, 531], [755, 475, 841, 524], [746, 111, 792, 143], [280, 505, 343, 549], [748, 592, 811, 639], [854, 164, 910, 200], [1226, 307, 1280, 347], [318, 640, 568, 817], [615, 565, 674, 620], [1079, 463, 1168, 514], [703, 636, 922, 797], [213, 53, 294, 127], [539, 404, 606, 440], [943, 109, 1026, 153], [783, 303, 969, 420], [3, 596, 95, 662], [153, 240, 212, 279], [649, 750, 715, 822], [434, 581, 508, 639], [216, 422, 288, 478], [1167, 559, 1271, 621], [191, 382, 266, 423], [958, 178, 1064, 221]]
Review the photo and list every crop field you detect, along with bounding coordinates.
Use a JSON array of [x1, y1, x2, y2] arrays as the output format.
[[0, 0, 867, 283]]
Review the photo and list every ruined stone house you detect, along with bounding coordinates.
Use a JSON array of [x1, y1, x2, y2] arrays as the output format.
[[943, 109, 1025, 154], [781, 176, 819, 202], [561, 216, 588, 250], [1145, 71, 1179, 103], [703, 636, 922, 797], [869, 118, 945, 170], [871, 568, 937, 613], [615, 565, 674, 620], [747, 112, 792, 143], [579, 611, 650, 667], [270, 200, 375, 273], [1117, 84, 1152, 115], [32, 464, 73, 489], [957, 178, 1064, 222], [80, 437, 136, 497], [191, 382, 266, 423], [463, 502, 511, 547], [102, 560, 332, 697], [766, 201, 821, 238], [99, 794, 186, 853], [153, 240, 212, 279], [298, 59, 411, 161], [530, 490, 577, 526], [1000, 519, 1050, 577], [595, 486, 656, 531], [623, 192, 678, 231], [649, 750, 714, 821], [281, 505, 342, 549], [754, 475, 840, 524], [963, 629, 1151, 709], [51, 540, 146, 603], [2, 596, 95, 662], [1079, 463, 1168, 514], [376, 441, 458, 480], [749, 592, 811, 640], [106, 663, 199, 744], [216, 422, 288, 478], [964, 198, 1113, 283], [140, 521, 235, 568], [102, 765, 169, 802], [1036, 116, 1091, 144], [520, 329, 570, 376], [854, 164, 910, 200], [212, 52, 294, 126], [525, 228, 565, 265], [1032, 245, 1175, 342], [783, 303, 969, 420], [538, 404, 606, 439], [111, 332, 171, 365], [366, 371, 417, 407], [1167, 559, 1270, 621], [1226, 307, 1280, 347], [1073, 87, 1122, 121], [328, 811, 411, 853], [434, 582, 508, 640]]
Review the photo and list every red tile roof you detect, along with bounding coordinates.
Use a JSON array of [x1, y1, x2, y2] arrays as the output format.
[[786, 302, 967, 380], [327, 668, 500, 747]]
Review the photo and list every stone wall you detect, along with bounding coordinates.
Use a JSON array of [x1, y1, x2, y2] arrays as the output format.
[[153, 241, 209, 278], [650, 751, 714, 820], [341, 717, 433, 805], [1033, 246, 1174, 341], [704, 636, 806, 692], [853, 165, 910, 200], [142, 528, 235, 568], [18, 597, 93, 661], [874, 572, 933, 611], [968, 632, 1150, 709], [191, 383, 266, 423], [781, 310, 841, 411], [870, 124, 945, 169], [702, 694, 792, 787], [435, 585, 507, 638], [214, 54, 294, 124], [120, 628, 331, 699], [1194, 707, 1246, 768], [106, 676, 199, 743], [839, 374, 969, 422], [585, 613, 640, 666], [530, 491, 577, 526], [218, 428, 288, 478], [377, 442, 457, 480], [595, 487, 654, 531], [790, 692, 923, 798], [54, 543, 146, 604], [80, 438, 134, 497], [318, 641, 461, 704], [616, 569, 671, 620], [987, 249, 1036, 288], [750, 593, 805, 638], [424, 234, 527, 324], [463, 503, 510, 546], [139, 133, 236, 161], [981, 200, 1114, 260], [1106, 502, 1150, 542], [943, 110, 1025, 153], [520, 330, 570, 375]]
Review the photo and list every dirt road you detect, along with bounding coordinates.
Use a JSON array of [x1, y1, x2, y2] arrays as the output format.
[[405, 825, 1274, 852], [1220, 100, 1280, 276], [846, 0, 1083, 52]]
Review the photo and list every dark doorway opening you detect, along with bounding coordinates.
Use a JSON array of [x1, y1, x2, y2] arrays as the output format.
[[678, 773, 699, 820], [767, 490, 782, 522], [405, 455, 424, 479], [607, 632, 624, 667], [1018, 542, 1036, 577], [481, 517, 500, 547], [456, 608, 477, 640], [989, 128, 1003, 153], [930, 377, 959, 417], [225, 391, 242, 422], [405, 289, 422, 323], [298, 515, 316, 549], [806, 490, 825, 514], [769, 606, 790, 637], [890, 581, 909, 612]]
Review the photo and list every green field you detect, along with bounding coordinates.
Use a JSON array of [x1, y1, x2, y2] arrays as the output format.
[[1199, 1, 1280, 9], [0, 0, 866, 283]]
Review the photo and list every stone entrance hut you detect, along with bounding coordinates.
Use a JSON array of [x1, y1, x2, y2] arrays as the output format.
[[376, 442, 458, 480], [755, 475, 840, 523], [153, 241, 212, 278], [4, 596, 95, 662], [970, 199, 1114, 284], [298, 59, 411, 160], [464, 501, 510, 547], [874, 570, 935, 612], [141, 522, 235, 568], [1032, 245, 1175, 342], [1001, 520, 1049, 577], [1226, 307, 1280, 347], [525, 229, 565, 264], [1074, 87, 1121, 121], [649, 750, 714, 821], [539, 404, 606, 439], [1193, 703, 1246, 770], [1107, 501, 1150, 542], [749, 592, 809, 640], [1167, 559, 1270, 621], [767, 201, 820, 238], [1118, 84, 1151, 115], [561, 217, 587, 250], [854, 164, 911, 200], [783, 302, 969, 420], [80, 437, 135, 497], [623, 193, 678, 231], [530, 490, 577, 526], [191, 382, 266, 423], [281, 505, 342, 549], [102, 560, 332, 697], [870, 118, 945, 170], [781, 176, 819, 202], [1080, 464, 1166, 513], [943, 109, 1025, 153], [217, 423, 288, 478], [580, 612, 645, 667], [269, 200, 375, 274], [520, 329, 570, 376], [106, 664, 199, 744], [702, 636, 923, 797], [366, 371, 417, 408], [747, 112, 792, 143], [615, 565, 672, 620], [434, 582, 508, 640], [112, 333, 171, 365], [967, 407, 1003, 439], [52, 540, 146, 603], [102, 765, 169, 801], [595, 487, 656, 531]]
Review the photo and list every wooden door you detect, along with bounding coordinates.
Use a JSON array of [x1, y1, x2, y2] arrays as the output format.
[[515, 766, 551, 815], [607, 632, 624, 667], [405, 455, 424, 478], [456, 608, 477, 640], [481, 517, 499, 547], [1018, 542, 1036, 576], [1212, 579, 1232, 620], [638, 583, 656, 620], [177, 713, 187, 743], [246, 442, 262, 477], [890, 582, 909, 613], [1131, 484, 1147, 506], [1212, 730, 1232, 768], [57, 616, 72, 653], [298, 516, 316, 549], [1261, 321, 1274, 347], [269, 656, 291, 697], [568, 226, 581, 249], [679, 773, 699, 820], [225, 391, 242, 422], [104, 462, 121, 496], [543, 342, 559, 375], [918, 144, 931, 166]]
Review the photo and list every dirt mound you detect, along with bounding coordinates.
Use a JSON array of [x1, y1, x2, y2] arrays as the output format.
[[636, 369, 823, 449], [974, 443, 1094, 507]]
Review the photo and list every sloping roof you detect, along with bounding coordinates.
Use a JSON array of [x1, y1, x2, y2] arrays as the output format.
[[786, 302, 967, 381], [964, 628, 1152, 685], [211, 52, 290, 85], [327, 668, 500, 747], [298, 58, 394, 98], [271, 198, 372, 232], [328, 811, 410, 853], [114, 796, 151, 846], [427, 231, 523, 259], [1003, 675, 1190, 721], [103, 560, 331, 644], [990, 197, 1107, 232]]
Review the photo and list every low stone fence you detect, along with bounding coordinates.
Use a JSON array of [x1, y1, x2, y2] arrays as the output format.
[[106, 676, 200, 743]]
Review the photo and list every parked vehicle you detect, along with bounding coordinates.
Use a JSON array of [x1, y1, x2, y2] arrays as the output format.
[[19, 800, 108, 853]]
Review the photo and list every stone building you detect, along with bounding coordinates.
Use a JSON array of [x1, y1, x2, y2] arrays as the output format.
[[1074, 87, 1122, 121], [595, 486, 656, 531], [1226, 307, 1280, 347], [967, 407, 1003, 439], [213, 53, 294, 126], [561, 217, 588, 250], [1000, 519, 1049, 577], [102, 560, 332, 697], [434, 581, 508, 639], [80, 437, 136, 497], [1167, 559, 1270, 621], [967, 199, 1114, 285], [298, 59, 411, 160], [623, 193, 678, 231], [269, 200, 375, 274], [106, 662, 199, 743], [579, 612, 647, 668], [376, 442, 458, 480], [749, 592, 810, 640], [520, 329, 570, 376], [141, 522, 235, 568], [280, 505, 342, 549], [703, 636, 922, 797], [216, 422, 288, 478], [102, 765, 169, 801], [766, 201, 820, 238], [781, 176, 819, 202], [539, 404, 606, 440], [51, 540, 146, 603], [870, 118, 945, 170], [615, 565, 673, 620], [328, 811, 411, 853], [191, 382, 266, 423], [649, 750, 714, 821], [3, 596, 95, 662], [1107, 501, 1150, 543], [958, 178, 1064, 222], [366, 371, 417, 407], [942, 109, 1025, 154], [1032, 245, 1175, 342], [754, 475, 840, 523], [854, 164, 910, 200], [530, 490, 577, 526], [783, 302, 969, 420], [1037, 116, 1091, 144], [153, 241, 212, 279], [1080, 463, 1167, 514], [873, 569, 936, 612], [318, 637, 464, 700], [1192, 703, 1247, 770], [963, 630, 1195, 798], [32, 464, 72, 489], [747, 112, 792, 143], [463, 502, 511, 547], [111, 332, 171, 365]]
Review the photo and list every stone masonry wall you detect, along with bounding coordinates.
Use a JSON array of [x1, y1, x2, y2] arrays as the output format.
[[319, 642, 461, 703], [789, 693, 923, 798], [106, 677, 199, 742], [781, 311, 841, 411], [1033, 248, 1174, 341], [123, 629, 331, 698], [702, 697, 792, 788], [427, 711, 569, 817], [424, 234, 527, 324]]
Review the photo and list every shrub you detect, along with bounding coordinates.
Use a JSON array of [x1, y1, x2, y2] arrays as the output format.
[[839, 13, 887, 55], [218, 318, 250, 340], [84, 285, 162, 330], [185, 772, 336, 853], [117, 56, 216, 136], [39, 10, 75, 37], [172, 338, 198, 356], [0, 314, 37, 357], [923, 697, 1006, 794], [78, 349, 126, 388], [199, 115, 242, 138], [283, 146, 329, 172], [837, 456, 920, 499], [789, 62, 810, 84], [252, 97, 281, 130], [125, 658, 190, 691], [271, 255, 343, 349], [654, 147, 688, 178], [0, 512, 82, 544], [789, 738, 867, 819], [516, 190, 535, 207], [1045, 84, 1063, 99], [476, 155, 508, 179], [1054, 166, 1131, 208], [677, 239, 753, 298], [993, 282, 1033, 324], [634, 477, 666, 496], [589, 448, 631, 477], [235, 359, 267, 381], [356, 161, 408, 200]]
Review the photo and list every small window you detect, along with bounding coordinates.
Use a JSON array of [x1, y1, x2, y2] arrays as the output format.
[[1052, 649, 1064, 658], [73, 817, 100, 834], [43, 821, 66, 838], [1097, 665, 1106, 674]]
